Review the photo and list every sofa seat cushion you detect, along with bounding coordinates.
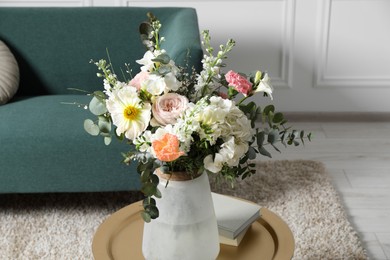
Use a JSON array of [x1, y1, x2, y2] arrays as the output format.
[[0, 95, 140, 193]]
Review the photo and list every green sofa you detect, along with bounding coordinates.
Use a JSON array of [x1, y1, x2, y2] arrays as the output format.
[[0, 7, 202, 193]]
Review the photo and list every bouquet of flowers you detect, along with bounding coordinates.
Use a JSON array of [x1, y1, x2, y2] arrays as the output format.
[[84, 13, 311, 222]]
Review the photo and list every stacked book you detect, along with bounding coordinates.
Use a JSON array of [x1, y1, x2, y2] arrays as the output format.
[[211, 192, 261, 246]]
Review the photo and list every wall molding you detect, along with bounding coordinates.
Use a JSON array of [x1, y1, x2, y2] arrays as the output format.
[[315, 0, 390, 88], [124, 0, 296, 89], [272, 0, 295, 89]]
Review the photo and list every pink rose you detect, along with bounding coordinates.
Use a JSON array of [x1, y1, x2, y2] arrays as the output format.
[[152, 93, 189, 126], [129, 71, 149, 90], [225, 70, 252, 96]]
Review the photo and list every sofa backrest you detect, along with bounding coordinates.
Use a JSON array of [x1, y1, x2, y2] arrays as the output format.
[[0, 7, 202, 96]]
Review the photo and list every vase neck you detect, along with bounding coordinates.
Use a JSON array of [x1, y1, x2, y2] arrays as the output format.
[[155, 168, 202, 181]]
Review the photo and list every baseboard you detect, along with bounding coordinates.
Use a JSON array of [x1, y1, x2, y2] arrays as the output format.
[[281, 112, 390, 122]]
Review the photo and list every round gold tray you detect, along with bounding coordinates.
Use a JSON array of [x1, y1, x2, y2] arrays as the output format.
[[92, 201, 294, 260]]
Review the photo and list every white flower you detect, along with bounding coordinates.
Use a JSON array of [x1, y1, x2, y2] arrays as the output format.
[[143, 74, 166, 96], [136, 50, 156, 72], [219, 137, 248, 167], [106, 86, 151, 140], [204, 154, 224, 173], [133, 130, 152, 153], [255, 73, 273, 100], [164, 72, 181, 92]]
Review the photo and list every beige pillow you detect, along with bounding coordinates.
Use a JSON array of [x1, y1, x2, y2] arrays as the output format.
[[0, 40, 19, 104]]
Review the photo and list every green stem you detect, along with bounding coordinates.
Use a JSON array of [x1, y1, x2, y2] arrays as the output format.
[[238, 95, 249, 105]]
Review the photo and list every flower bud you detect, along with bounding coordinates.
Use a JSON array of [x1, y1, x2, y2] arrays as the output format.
[[254, 71, 262, 85]]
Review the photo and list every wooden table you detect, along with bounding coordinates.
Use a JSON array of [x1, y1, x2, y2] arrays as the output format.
[[92, 200, 294, 260]]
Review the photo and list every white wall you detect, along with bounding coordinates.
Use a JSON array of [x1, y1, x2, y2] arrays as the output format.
[[2, 0, 390, 112]]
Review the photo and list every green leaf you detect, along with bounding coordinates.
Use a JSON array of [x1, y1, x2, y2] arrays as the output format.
[[150, 174, 160, 185], [145, 204, 159, 219], [256, 131, 265, 148], [143, 197, 156, 207], [154, 187, 162, 199], [259, 147, 272, 158], [89, 96, 107, 116], [93, 91, 106, 101], [104, 136, 112, 145], [267, 129, 279, 144], [141, 211, 151, 223], [247, 147, 257, 160], [152, 53, 170, 64], [140, 168, 151, 183], [271, 144, 281, 153], [98, 116, 111, 133], [273, 112, 284, 124], [263, 105, 275, 116], [84, 119, 100, 136], [141, 183, 157, 196], [242, 171, 250, 180]]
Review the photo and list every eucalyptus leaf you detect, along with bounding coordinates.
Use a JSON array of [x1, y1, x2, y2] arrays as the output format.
[[259, 146, 272, 158], [273, 112, 284, 124], [84, 119, 100, 136], [145, 204, 159, 219], [104, 136, 112, 145], [89, 96, 107, 116], [98, 116, 111, 133], [141, 183, 157, 196], [256, 131, 265, 148], [154, 187, 162, 198], [150, 174, 159, 185], [152, 53, 170, 64], [263, 105, 275, 116], [141, 211, 151, 223], [93, 91, 106, 101], [267, 129, 279, 144], [247, 146, 257, 160], [140, 168, 151, 183]]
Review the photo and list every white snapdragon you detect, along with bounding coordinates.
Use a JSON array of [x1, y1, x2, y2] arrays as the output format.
[[255, 73, 273, 100], [164, 72, 181, 92], [136, 50, 158, 72]]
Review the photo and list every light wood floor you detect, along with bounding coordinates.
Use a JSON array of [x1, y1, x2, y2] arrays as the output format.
[[266, 121, 390, 260]]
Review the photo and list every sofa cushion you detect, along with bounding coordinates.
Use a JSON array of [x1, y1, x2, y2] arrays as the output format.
[[0, 40, 19, 104], [0, 95, 140, 192]]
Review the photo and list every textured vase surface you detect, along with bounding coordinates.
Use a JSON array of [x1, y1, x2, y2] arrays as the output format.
[[142, 171, 220, 260]]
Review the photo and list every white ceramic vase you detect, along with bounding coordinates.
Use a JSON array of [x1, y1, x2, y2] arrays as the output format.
[[142, 170, 220, 260]]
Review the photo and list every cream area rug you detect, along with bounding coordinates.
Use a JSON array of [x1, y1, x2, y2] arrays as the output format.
[[0, 160, 367, 259]]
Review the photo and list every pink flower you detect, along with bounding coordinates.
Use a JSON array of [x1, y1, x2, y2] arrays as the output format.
[[129, 71, 149, 90], [225, 70, 252, 96], [152, 133, 184, 162], [152, 93, 188, 126]]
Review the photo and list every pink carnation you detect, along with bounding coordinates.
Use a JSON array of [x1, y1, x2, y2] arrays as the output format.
[[225, 70, 252, 96]]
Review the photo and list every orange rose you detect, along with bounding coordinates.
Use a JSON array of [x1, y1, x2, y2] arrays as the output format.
[[152, 133, 184, 162]]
